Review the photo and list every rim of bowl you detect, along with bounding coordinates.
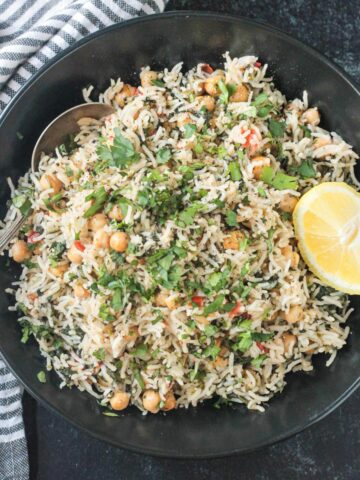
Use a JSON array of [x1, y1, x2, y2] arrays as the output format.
[[1, 11, 359, 458]]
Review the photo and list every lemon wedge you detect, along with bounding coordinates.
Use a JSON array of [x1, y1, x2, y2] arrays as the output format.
[[293, 182, 360, 294]]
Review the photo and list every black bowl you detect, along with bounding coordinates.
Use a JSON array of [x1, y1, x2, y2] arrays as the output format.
[[0, 12, 359, 458]]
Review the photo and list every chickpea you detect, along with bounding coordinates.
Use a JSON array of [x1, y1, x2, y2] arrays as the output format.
[[223, 231, 244, 250], [251, 156, 270, 180], [285, 305, 304, 324], [93, 229, 110, 249], [67, 243, 83, 264], [177, 113, 192, 129], [142, 389, 161, 414], [12, 240, 31, 263], [197, 95, 216, 112], [302, 107, 320, 126], [313, 137, 331, 159], [279, 194, 298, 213], [140, 70, 157, 88], [204, 73, 225, 97], [282, 332, 297, 355], [73, 283, 90, 299], [281, 245, 300, 269], [124, 327, 138, 342], [230, 84, 249, 102], [108, 205, 124, 221], [155, 291, 167, 307], [162, 391, 176, 411], [194, 315, 210, 325], [110, 391, 130, 411], [39, 173, 63, 193], [213, 356, 228, 368], [313, 137, 331, 149], [49, 262, 68, 277], [114, 84, 137, 107], [155, 291, 178, 310], [88, 213, 108, 232], [110, 232, 128, 252]]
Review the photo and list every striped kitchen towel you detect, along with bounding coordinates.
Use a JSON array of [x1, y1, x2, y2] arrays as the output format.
[[0, 1, 167, 479]]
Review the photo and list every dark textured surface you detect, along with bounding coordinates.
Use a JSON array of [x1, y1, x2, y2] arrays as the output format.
[[24, 1, 360, 479]]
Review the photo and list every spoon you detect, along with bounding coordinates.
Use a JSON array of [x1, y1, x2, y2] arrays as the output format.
[[0, 102, 115, 253]]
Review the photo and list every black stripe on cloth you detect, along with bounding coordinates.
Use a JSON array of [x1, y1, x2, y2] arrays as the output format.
[[0, 407, 21, 421], [0, 422, 24, 436], [0, 394, 22, 407]]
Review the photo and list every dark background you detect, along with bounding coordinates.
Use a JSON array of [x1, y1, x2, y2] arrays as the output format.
[[24, 1, 360, 479]]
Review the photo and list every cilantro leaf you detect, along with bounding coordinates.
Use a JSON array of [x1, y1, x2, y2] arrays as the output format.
[[37, 371, 46, 383], [228, 161, 242, 181], [93, 347, 105, 361], [271, 172, 298, 190], [289, 158, 316, 179], [260, 166, 298, 191], [131, 343, 148, 359], [12, 194, 32, 216], [111, 289, 123, 311], [204, 295, 225, 315], [203, 343, 221, 360], [152, 79, 165, 87], [156, 148, 171, 164], [177, 202, 203, 227], [268, 118, 285, 138], [96, 129, 139, 169], [225, 210, 238, 227], [218, 80, 236, 104], [184, 124, 197, 138], [251, 354, 267, 368]]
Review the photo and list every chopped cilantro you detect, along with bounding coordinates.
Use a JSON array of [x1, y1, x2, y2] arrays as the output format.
[[131, 343, 148, 360], [152, 79, 165, 87], [260, 166, 298, 191], [93, 347, 105, 361], [228, 161, 242, 181], [12, 194, 32, 216], [103, 411, 119, 417], [156, 148, 171, 164], [289, 158, 316, 179], [96, 128, 140, 169], [218, 80, 236, 104], [37, 371, 46, 383], [184, 123, 197, 138], [268, 118, 286, 138], [177, 202, 203, 227], [204, 295, 225, 316], [251, 354, 267, 368], [203, 343, 221, 360], [133, 369, 145, 390], [225, 210, 238, 227]]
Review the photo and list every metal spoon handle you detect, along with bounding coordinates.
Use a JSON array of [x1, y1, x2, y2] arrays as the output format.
[[0, 215, 26, 254]]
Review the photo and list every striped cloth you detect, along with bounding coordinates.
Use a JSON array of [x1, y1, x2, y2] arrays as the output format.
[[0, 1, 167, 479]]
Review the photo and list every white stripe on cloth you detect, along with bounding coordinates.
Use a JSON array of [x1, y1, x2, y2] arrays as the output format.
[[0, 2, 167, 479]]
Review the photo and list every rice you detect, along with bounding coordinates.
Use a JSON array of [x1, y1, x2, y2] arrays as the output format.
[[1, 53, 357, 414]]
